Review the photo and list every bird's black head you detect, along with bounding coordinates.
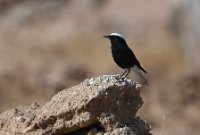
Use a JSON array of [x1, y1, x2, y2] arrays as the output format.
[[104, 33, 127, 46]]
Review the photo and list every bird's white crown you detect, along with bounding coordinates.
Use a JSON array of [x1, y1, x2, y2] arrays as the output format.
[[109, 33, 124, 39]]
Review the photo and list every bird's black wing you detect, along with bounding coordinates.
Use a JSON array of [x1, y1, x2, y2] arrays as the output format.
[[125, 47, 147, 73], [111, 45, 147, 73]]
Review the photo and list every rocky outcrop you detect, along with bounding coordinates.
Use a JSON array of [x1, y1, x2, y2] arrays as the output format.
[[0, 75, 152, 135]]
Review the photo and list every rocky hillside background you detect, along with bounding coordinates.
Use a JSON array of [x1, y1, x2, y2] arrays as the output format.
[[0, 0, 200, 135]]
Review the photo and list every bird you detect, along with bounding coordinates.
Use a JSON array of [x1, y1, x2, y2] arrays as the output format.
[[104, 33, 149, 85]]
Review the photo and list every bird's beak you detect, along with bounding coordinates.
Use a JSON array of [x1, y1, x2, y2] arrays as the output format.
[[103, 35, 110, 39]]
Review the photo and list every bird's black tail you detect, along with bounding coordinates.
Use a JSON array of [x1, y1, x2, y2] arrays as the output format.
[[139, 65, 147, 73]]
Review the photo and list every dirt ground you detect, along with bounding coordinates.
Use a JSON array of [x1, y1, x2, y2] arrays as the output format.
[[0, 0, 199, 135]]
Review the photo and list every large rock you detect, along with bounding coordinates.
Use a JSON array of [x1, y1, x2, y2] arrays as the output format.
[[0, 75, 152, 135]]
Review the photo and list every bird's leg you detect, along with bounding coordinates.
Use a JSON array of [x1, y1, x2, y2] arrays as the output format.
[[120, 70, 127, 77], [124, 68, 130, 78]]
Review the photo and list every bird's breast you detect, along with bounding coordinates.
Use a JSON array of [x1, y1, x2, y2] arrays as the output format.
[[111, 45, 135, 68]]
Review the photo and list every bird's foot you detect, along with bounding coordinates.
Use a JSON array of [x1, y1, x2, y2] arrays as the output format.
[[119, 74, 126, 79], [115, 74, 125, 82], [118, 74, 131, 82], [120, 74, 130, 79]]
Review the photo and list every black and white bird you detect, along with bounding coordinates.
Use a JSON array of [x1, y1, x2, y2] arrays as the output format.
[[104, 33, 149, 85]]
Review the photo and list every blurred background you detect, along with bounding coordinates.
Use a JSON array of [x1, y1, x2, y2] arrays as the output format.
[[0, 0, 200, 134]]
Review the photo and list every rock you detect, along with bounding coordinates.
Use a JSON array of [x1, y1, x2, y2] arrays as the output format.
[[0, 75, 152, 135]]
